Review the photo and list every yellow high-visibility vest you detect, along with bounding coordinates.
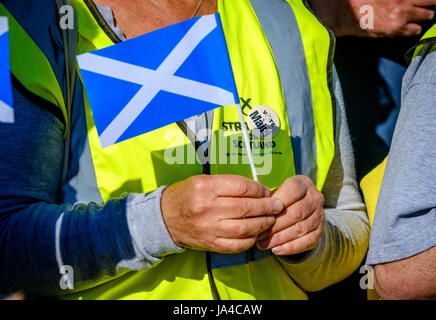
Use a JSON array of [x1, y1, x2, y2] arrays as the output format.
[[1, 0, 337, 299]]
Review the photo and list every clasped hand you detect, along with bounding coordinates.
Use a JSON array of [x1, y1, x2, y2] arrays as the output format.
[[161, 175, 325, 256]]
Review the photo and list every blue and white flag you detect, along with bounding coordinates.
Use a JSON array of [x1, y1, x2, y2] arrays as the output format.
[[0, 17, 14, 124], [78, 13, 239, 148]]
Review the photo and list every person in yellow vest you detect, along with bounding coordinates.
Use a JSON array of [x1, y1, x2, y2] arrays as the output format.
[[363, 24, 436, 300], [0, 0, 370, 299]]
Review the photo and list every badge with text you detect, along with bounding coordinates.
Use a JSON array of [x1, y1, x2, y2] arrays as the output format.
[[247, 105, 280, 138]]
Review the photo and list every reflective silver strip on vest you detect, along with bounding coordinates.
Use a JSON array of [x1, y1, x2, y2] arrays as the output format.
[[250, 0, 318, 182]]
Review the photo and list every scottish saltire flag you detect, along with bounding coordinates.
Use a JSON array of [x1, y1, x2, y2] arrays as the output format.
[[78, 13, 239, 148], [0, 17, 14, 123]]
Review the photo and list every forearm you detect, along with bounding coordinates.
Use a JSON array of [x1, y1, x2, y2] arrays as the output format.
[[0, 187, 182, 296], [278, 66, 369, 291], [278, 208, 368, 291], [0, 86, 182, 296], [374, 245, 436, 300]]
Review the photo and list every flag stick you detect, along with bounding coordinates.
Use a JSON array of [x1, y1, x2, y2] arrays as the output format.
[[236, 104, 258, 182]]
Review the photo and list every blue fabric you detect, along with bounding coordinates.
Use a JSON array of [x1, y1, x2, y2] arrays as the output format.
[[375, 58, 405, 147], [0, 2, 182, 296], [1, 0, 68, 103], [0, 84, 137, 295]]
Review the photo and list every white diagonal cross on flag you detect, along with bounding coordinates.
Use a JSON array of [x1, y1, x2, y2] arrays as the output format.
[[78, 14, 237, 148], [0, 17, 7, 37]]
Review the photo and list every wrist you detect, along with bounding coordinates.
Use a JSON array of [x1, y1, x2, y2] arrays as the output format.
[[160, 184, 185, 248]]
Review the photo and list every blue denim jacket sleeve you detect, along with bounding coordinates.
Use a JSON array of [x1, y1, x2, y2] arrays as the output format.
[[0, 84, 182, 296]]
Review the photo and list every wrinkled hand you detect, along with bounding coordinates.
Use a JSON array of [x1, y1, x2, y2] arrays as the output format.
[[161, 175, 284, 253], [310, 0, 436, 37], [257, 176, 325, 256]]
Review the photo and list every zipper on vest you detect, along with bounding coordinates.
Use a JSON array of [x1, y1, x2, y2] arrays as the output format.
[[84, 0, 122, 44], [85, 1, 218, 298], [206, 252, 221, 300], [178, 121, 218, 298]]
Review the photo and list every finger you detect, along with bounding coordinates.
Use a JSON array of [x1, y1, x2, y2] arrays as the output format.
[[272, 176, 311, 208], [270, 225, 324, 256], [408, 6, 435, 21], [400, 23, 423, 36], [216, 196, 283, 219], [257, 196, 318, 240], [3, 292, 25, 300], [257, 207, 324, 250], [214, 237, 257, 253], [414, 0, 436, 8], [211, 175, 270, 198], [215, 216, 276, 238]]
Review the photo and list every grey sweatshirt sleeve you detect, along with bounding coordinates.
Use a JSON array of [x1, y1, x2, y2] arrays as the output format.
[[278, 67, 370, 292], [366, 45, 436, 266], [0, 85, 182, 296]]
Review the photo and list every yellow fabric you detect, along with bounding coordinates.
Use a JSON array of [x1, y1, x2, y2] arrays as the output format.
[[360, 157, 387, 228], [413, 23, 436, 59], [211, 0, 295, 188], [287, 0, 335, 191], [72, 0, 115, 54], [212, 256, 307, 300], [63, 0, 335, 300]]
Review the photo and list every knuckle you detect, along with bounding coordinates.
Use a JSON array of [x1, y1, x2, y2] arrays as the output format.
[[235, 223, 248, 237], [299, 175, 314, 186], [313, 191, 324, 208], [284, 178, 305, 200], [189, 198, 208, 215], [235, 178, 249, 196], [238, 199, 250, 217], [261, 199, 272, 215], [317, 210, 325, 227], [295, 221, 307, 236], [390, 8, 401, 20], [289, 205, 304, 222], [191, 175, 209, 193]]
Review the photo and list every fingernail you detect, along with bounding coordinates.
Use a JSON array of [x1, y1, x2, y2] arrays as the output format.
[[272, 246, 284, 255], [273, 199, 283, 212], [258, 230, 270, 240], [258, 238, 269, 249], [266, 216, 275, 224]]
